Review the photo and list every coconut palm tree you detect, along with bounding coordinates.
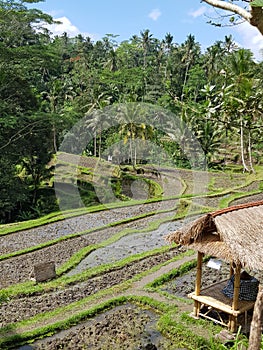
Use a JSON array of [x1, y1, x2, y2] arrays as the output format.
[[180, 34, 201, 102], [85, 93, 112, 159], [228, 49, 256, 172], [117, 103, 155, 166]]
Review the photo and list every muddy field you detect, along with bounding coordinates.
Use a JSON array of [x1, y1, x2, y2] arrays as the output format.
[[0, 248, 185, 328], [22, 304, 177, 350], [1, 169, 261, 349]]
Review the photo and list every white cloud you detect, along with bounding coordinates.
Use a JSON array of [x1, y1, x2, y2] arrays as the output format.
[[148, 8, 162, 21], [189, 6, 207, 18], [51, 17, 79, 36], [235, 21, 263, 61], [47, 10, 65, 17], [43, 16, 98, 40]]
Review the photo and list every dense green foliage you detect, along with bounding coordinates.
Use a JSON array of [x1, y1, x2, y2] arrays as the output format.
[[1, 0, 263, 223]]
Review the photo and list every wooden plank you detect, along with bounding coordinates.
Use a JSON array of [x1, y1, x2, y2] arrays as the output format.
[[188, 278, 255, 316], [189, 292, 254, 314], [189, 293, 236, 314], [200, 312, 228, 327]]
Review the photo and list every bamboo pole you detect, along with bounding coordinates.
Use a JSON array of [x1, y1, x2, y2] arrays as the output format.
[[232, 263, 241, 311], [193, 251, 203, 317], [229, 261, 234, 279], [230, 263, 241, 332], [195, 251, 203, 296]]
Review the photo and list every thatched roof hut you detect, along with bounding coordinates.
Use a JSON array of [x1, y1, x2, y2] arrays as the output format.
[[166, 200, 263, 271], [165, 200, 263, 332]]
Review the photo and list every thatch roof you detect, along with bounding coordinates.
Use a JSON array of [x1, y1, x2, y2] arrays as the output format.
[[165, 200, 263, 271]]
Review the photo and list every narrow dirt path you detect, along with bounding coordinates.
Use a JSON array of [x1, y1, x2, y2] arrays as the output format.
[[131, 254, 195, 291], [123, 254, 195, 311]]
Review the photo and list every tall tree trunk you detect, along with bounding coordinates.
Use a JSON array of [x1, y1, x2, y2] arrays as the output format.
[[98, 130, 101, 160], [250, 5, 263, 35], [224, 127, 228, 168], [248, 129, 255, 173], [248, 284, 263, 350], [181, 62, 190, 102], [240, 117, 249, 172], [129, 137, 133, 165], [53, 125, 57, 154], [94, 131, 97, 157]]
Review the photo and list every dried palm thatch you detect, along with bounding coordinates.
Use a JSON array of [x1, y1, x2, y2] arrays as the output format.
[[165, 200, 263, 271]]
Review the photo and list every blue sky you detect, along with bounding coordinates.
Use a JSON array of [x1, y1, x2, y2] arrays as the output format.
[[31, 0, 263, 60]]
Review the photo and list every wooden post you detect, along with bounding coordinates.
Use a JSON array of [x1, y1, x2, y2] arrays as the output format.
[[229, 261, 234, 278], [248, 284, 263, 350], [230, 262, 241, 332], [193, 251, 203, 317], [232, 263, 241, 311], [195, 251, 203, 295]]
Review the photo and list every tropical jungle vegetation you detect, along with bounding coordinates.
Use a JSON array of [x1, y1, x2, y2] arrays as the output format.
[[1, 0, 263, 223]]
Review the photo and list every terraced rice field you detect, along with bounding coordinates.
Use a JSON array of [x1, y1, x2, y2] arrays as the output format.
[[1, 164, 263, 349]]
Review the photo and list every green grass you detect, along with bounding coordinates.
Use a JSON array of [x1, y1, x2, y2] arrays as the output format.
[[0, 257, 190, 347], [0, 296, 130, 349], [218, 189, 262, 208], [157, 311, 226, 350], [0, 196, 212, 264], [0, 293, 225, 350], [0, 209, 167, 262], [56, 213, 179, 276], [0, 242, 195, 308], [2, 162, 257, 236], [1, 165, 263, 349], [0, 177, 253, 238]]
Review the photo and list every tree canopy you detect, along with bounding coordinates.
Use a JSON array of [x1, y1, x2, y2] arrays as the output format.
[[1, 0, 263, 223], [202, 0, 263, 34]]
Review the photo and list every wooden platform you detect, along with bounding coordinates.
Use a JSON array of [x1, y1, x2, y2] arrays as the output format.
[[188, 279, 255, 331]]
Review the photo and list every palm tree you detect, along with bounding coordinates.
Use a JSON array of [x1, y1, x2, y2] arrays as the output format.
[[162, 32, 174, 80], [85, 92, 112, 159], [140, 29, 153, 69], [204, 41, 224, 82], [164, 32, 173, 51], [105, 49, 117, 72], [117, 103, 154, 166], [139, 29, 154, 98], [180, 34, 201, 102], [228, 49, 256, 172], [223, 35, 238, 54]]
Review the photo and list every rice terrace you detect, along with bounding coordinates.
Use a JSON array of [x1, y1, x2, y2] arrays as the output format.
[[2, 0, 263, 348], [1, 151, 263, 349]]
